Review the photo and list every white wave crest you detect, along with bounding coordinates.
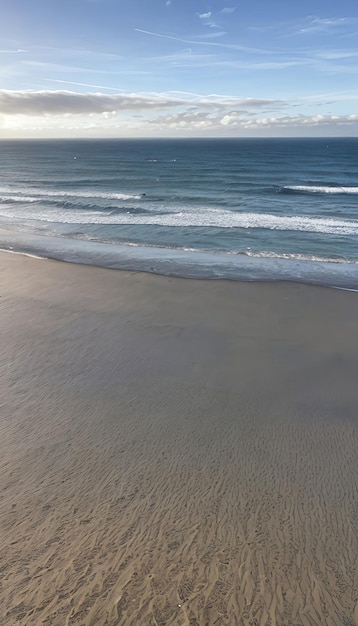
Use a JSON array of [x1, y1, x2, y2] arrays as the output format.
[[0, 195, 39, 203], [0, 186, 142, 201], [284, 185, 358, 194], [2, 206, 358, 235], [244, 250, 355, 264]]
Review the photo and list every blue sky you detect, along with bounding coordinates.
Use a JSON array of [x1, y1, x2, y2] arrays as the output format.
[[1, 0, 358, 137]]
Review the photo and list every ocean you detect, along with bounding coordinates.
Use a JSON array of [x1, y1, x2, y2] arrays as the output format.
[[0, 137, 357, 288]]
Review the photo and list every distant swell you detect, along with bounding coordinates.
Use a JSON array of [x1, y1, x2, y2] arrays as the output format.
[[282, 185, 358, 194]]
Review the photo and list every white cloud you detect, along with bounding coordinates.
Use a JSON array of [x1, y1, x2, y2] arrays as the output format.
[[3, 110, 358, 138], [147, 110, 358, 132], [297, 90, 358, 104], [220, 112, 238, 125], [232, 113, 358, 129], [299, 16, 354, 34], [196, 95, 282, 108], [0, 90, 186, 116], [0, 48, 28, 54], [196, 11, 222, 30], [314, 49, 358, 60], [220, 7, 236, 14], [150, 110, 215, 129], [195, 31, 227, 39], [1, 88, 357, 138], [0, 90, 283, 117]]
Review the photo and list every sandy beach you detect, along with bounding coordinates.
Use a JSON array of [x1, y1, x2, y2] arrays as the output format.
[[0, 252, 357, 626]]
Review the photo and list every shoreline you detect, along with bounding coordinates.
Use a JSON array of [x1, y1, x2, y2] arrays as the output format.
[[1, 252, 358, 625], [2, 244, 358, 293], [1, 230, 358, 291]]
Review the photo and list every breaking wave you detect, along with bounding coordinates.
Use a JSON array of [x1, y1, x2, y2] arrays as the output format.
[[1, 205, 357, 235], [282, 185, 358, 194]]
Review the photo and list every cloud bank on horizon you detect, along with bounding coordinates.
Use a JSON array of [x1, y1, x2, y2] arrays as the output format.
[[0, 0, 358, 138]]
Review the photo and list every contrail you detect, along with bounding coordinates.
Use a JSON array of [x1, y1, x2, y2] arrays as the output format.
[[44, 79, 125, 92], [134, 28, 270, 54]]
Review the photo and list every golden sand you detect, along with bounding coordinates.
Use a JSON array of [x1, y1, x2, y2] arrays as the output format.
[[0, 253, 357, 625]]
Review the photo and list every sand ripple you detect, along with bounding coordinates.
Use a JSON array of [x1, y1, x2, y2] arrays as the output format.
[[1, 254, 358, 625]]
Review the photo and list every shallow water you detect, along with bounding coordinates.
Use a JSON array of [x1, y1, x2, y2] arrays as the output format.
[[0, 138, 357, 286]]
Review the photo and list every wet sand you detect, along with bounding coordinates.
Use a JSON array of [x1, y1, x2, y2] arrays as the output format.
[[0, 252, 357, 626]]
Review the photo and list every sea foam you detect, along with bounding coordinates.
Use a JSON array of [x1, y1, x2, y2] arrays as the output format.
[[1, 205, 357, 236], [283, 185, 358, 194]]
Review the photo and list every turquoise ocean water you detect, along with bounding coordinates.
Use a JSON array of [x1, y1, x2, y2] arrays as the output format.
[[0, 138, 357, 288]]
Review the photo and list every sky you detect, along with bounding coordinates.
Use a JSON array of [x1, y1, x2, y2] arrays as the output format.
[[1, 0, 358, 138]]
